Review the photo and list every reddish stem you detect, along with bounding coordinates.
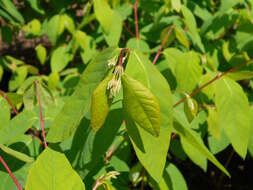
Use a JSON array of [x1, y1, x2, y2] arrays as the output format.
[[119, 50, 124, 67], [0, 155, 23, 190], [134, 0, 139, 39], [0, 90, 19, 115], [152, 25, 174, 65], [35, 80, 48, 148]]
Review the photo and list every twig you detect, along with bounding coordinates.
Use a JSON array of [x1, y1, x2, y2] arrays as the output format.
[[0, 90, 19, 115], [134, 0, 139, 39], [141, 169, 146, 190], [152, 25, 174, 65], [173, 60, 250, 108], [217, 150, 235, 190], [35, 80, 48, 148], [123, 22, 135, 37], [105, 138, 125, 164], [0, 155, 23, 190]]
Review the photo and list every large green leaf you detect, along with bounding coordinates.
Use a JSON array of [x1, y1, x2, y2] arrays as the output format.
[[125, 51, 173, 182], [215, 77, 251, 158], [122, 74, 160, 136], [93, 0, 122, 46], [67, 108, 123, 183], [173, 109, 230, 177], [0, 110, 37, 145], [25, 148, 85, 190], [175, 51, 203, 93], [91, 73, 112, 132], [47, 48, 120, 143]]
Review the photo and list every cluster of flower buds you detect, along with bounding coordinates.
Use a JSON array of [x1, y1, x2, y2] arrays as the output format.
[[107, 65, 123, 98], [107, 55, 118, 68]]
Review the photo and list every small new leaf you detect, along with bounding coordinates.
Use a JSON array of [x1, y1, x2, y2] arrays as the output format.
[[184, 94, 198, 122], [35, 44, 47, 65], [122, 74, 160, 136]]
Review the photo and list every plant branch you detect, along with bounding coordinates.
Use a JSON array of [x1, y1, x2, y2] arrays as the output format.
[[217, 150, 235, 190], [35, 80, 48, 149], [173, 60, 251, 108], [134, 0, 139, 39], [152, 25, 174, 65], [0, 90, 19, 115], [0, 155, 23, 190]]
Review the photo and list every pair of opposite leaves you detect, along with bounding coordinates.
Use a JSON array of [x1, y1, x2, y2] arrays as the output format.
[[91, 73, 161, 137]]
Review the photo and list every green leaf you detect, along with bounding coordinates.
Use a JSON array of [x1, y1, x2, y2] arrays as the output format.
[[44, 15, 60, 45], [0, 0, 24, 24], [152, 163, 188, 190], [175, 51, 203, 93], [163, 48, 184, 73], [215, 77, 251, 158], [50, 45, 73, 72], [93, 0, 122, 46], [227, 71, 253, 81], [9, 66, 28, 91], [0, 97, 10, 130], [181, 133, 207, 171], [47, 48, 120, 143], [173, 110, 230, 177], [58, 14, 75, 35], [171, 0, 182, 12], [0, 144, 34, 163], [68, 108, 123, 180], [207, 106, 221, 140], [22, 19, 41, 36], [174, 26, 190, 49], [181, 5, 205, 52], [91, 73, 113, 132], [35, 44, 47, 65], [0, 135, 41, 189], [122, 74, 160, 136], [25, 148, 85, 190], [126, 38, 150, 53], [247, 107, 253, 156], [125, 51, 173, 182], [199, 72, 215, 99], [219, 0, 243, 12], [0, 110, 37, 145], [48, 72, 60, 89], [25, 0, 45, 14], [208, 131, 230, 155]]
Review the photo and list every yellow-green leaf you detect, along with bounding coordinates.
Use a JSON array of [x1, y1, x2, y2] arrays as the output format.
[[91, 73, 112, 132], [122, 74, 160, 137], [25, 148, 85, 190], [215, 77, 251, 158]]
